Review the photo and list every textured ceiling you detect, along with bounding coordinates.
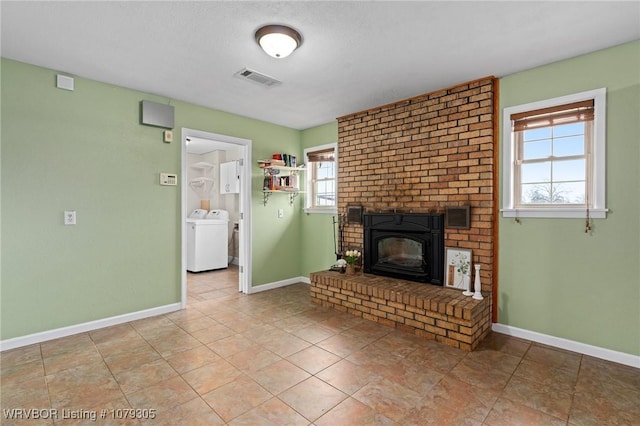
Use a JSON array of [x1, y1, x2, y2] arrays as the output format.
[[1, 1, 639, 130]]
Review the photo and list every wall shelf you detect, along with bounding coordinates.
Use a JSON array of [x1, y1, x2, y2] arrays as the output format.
[[262, 190, 303, 206], [191, 161, 215, 170], [260, 164, 304, 206]]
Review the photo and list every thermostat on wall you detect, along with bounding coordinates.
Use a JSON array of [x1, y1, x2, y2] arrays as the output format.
[[160, 173, 177, 186]]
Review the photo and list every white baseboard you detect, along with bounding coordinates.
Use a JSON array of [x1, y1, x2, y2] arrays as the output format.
[[249, 276, 309, 294], [492, 323, 640, 369], [0, 303, 182, 352]]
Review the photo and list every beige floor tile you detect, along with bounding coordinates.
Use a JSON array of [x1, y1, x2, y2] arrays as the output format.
[[503, 374, 573, 421], [484, 397, 567, 426], [40, 334, 93, 359], [316, 332, 370, 358], [42, 346, 104, 375], [513, 358, 578, 394], [202, 374, 272, 422], [181, 358, 242, 395], [89, 323, 139, 345], [0, 376, 50, 410], [125, 375, 198, 410], [226, 347, 282, 372], [189, 322, 235, 344], [352, 376, 425, 422], [248, 359, 311, 394], [278, 376, 348, 421], [227, 397, 308, 426], [146, 331, 202, 358], [524, 344, 582, 374], [291, 323, 337, 344], [449, 356, 513, 391], [207, 334, 257, 358], [286, 345, 341, 374], [315, 397, 395, 426], [154, 396, 225, 426], [316, 359, 382, 395], [164, 345, 222, 374], [259, 333, 312, 358], [112, 358, 178, 394], [1, 358, 45, 385], [417, 375, 499, 424], [102, 343, 162, 375], [0, 344, 42, 366]]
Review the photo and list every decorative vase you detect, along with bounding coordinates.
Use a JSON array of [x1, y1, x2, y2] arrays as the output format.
[[346, 264, 355, 275], [462, 273, 473, 296], [472, 264, 484, 300]]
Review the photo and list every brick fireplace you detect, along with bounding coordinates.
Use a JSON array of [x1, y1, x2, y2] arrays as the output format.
[[310, 76, 498, 350]]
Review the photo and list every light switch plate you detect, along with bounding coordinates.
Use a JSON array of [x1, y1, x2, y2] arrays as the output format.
[[277, 209, 284, 218], [64, 210, 76, 225], [163, 130, 173, 143]]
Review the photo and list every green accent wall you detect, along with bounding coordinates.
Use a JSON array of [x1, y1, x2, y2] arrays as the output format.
[[0, 58, 300, 340], [498, 40, 640, 356], [300, 122, 340, 277]]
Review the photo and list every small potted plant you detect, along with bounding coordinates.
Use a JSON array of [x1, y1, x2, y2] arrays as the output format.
[[344, 249, 361, 275]]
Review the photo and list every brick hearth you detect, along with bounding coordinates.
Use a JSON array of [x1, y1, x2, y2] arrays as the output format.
[[310, 270, 491, 351]]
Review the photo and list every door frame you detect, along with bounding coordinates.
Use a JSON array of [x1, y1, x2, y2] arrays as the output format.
[[181, 128, 252, 306]]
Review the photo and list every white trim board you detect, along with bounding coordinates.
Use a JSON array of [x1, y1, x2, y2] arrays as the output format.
[[492, 323, 640, 369], [0, 303, 181, 352], [248, 277, 310, 294]]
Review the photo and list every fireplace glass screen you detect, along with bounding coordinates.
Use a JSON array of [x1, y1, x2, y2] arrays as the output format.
[[377, 237, 423, 269], [363, 213, 445, 285]]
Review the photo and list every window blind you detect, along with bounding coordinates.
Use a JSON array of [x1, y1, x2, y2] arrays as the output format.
[[307, 147, 335, 162], [511, 99, 594, 132]]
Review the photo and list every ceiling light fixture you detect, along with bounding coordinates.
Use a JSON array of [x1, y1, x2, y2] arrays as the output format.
[[255, 24, 302, 59]]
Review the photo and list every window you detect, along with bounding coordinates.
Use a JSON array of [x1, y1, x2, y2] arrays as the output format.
[[304, 143, 337, 213], [502, 88, 607, 219]]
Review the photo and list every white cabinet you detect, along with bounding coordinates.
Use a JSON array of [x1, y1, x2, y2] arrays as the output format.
[[220, 161, 240, 194]]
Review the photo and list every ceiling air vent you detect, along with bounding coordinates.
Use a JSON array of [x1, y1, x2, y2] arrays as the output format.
[[234, 68, 282, 87]]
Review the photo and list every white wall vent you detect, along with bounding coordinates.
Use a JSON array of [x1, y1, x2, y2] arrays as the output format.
[[234, 68, 281, 87]]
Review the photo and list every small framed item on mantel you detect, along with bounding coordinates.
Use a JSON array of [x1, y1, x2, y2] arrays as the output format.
[[445, 247, 472, 289]]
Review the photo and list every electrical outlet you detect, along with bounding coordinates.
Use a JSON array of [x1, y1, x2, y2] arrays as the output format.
[[277, 209, 284, 218], [64, 210, 76, 225]]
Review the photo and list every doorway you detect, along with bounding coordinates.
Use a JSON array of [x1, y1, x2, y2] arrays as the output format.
[[181, 128, 252, 307]]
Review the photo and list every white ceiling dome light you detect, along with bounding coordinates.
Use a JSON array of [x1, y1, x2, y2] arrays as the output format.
[[255, 25, 302, 59]]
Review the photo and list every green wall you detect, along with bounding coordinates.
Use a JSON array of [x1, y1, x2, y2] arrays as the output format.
[[300, 122, 340, 277], [0, 58, 300, 340], [3, 39, 639, 358], [498, 40, 640, 356]]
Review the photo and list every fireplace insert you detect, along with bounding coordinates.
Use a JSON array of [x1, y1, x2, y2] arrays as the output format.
[[363, 213, 444, 285]]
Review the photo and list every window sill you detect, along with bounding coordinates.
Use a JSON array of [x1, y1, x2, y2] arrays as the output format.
[[501, 208, 608, 219], [304, 207, 337, 215]]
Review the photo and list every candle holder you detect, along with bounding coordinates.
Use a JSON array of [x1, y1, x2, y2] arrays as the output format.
[[462, 272, 473, 296], [472, 264, 484, 300]]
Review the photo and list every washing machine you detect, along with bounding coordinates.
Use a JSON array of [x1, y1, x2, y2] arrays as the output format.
[[187, 209, 229, 272]]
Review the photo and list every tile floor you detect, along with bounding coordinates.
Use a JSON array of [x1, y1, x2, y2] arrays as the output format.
[[1, 266, 639, 425]]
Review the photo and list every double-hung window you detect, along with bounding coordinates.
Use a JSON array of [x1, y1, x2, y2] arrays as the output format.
[[304, 143, 337, 214], [502, 88, 607, 219]]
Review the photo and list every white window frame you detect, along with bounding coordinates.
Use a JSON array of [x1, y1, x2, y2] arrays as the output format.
[[304, 143, 338, 214], [502, 88, 607, 219]]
